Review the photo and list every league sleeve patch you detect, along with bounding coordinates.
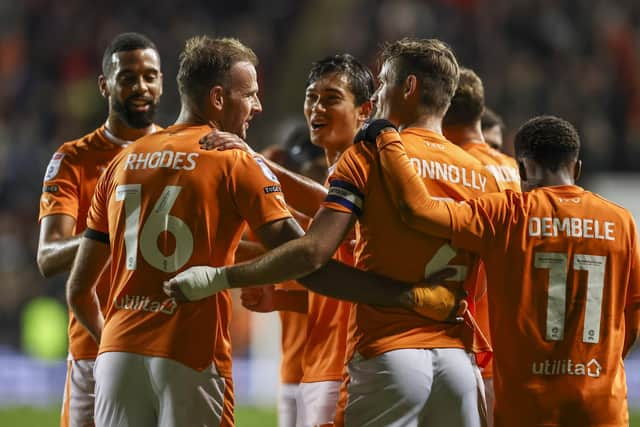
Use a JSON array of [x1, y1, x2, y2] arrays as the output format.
[[325, 179, 364, 216], [263, 185, 282, 194], [254, 157, 280, 183], [43, 152, 65, 181], [42, 184, 59, 193]]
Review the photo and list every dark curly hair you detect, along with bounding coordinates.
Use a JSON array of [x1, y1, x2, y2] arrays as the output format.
[[102, 32, 158, 76], [514, 115, 580, 171], [306, 54, 375, 106]]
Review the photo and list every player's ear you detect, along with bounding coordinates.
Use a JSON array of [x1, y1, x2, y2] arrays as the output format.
[[98, 75, 109, 98], [403, 74, 418, 100], [209, 85, 224, 111], [573, 160, 582, 182]]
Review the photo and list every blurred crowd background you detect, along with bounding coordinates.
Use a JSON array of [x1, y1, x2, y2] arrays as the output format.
[[1, 0, 640, 409]]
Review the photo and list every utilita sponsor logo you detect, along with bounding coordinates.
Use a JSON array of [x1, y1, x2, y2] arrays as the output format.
[[531, 358, 602, 378], [113, 295, 177, 315]]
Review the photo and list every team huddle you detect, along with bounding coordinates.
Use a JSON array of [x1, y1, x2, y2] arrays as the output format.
[[36, 31, 639, 427]]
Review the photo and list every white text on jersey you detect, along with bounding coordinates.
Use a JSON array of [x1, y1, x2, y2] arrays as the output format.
[[124, 151, 199, 171], [410, 157, 488, 192], [528, 217, 615, 240]]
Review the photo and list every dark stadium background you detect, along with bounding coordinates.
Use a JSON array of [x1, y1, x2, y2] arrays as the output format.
[[0, 0, 638, 425]]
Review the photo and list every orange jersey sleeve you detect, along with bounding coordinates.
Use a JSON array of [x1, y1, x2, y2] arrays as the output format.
[[322, 129, 495, 361], [448, 187, 638, 426], [87, 124, 292, 377]]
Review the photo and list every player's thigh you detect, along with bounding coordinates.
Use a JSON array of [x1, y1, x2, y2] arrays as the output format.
[[151, 357, 233, 427], [421, 348, 485, 427], [94, 352, 156, 427], [345, 349, 434, 427], [297, 381, 340, 427], [61, 359, 96, 427], [278, 383, 299, 427]]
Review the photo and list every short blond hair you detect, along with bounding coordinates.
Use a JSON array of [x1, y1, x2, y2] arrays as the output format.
[[380, 38, 459, 115], [177, 36, 258, 105]]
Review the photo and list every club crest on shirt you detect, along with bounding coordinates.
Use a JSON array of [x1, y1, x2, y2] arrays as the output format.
[[254, 157, 280, 183], [44, 152, 65, 181]]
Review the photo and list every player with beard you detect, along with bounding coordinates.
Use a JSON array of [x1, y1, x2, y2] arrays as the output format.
[[37, 32, 162, 427]]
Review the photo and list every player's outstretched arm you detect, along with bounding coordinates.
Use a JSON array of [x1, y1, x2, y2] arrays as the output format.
[[65, 234, 110, 343], [164, 207, 463, 321], [37, 214, 82, 277], [200, 129, 327, 217]]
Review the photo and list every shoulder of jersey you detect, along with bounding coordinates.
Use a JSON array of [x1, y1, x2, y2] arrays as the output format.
[[587, 191, 636, 221], [55, 129, 102, 158]]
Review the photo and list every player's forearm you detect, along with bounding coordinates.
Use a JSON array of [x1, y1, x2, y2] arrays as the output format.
[[227, 235, 329, 288], [234, 240, 266, 263], [264, 157, 327, 217], [273, 289, 308, 313], [37, 234, 83, 278], [299, 260, 414, 309], [623, 303, 640, 358], [376, 133, 453, 239]]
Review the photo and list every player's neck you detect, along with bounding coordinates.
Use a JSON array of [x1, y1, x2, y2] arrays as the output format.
[[106, 116, 154, 141], [399, 114, 443, 136], [443, 122, 484, 146], [175, 104, 212, 126]]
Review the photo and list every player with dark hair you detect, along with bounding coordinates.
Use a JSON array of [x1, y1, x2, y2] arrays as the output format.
[[481, 108, 505, 151], [37, 32, 162, 427], [370, 114, 640, 426], [169, 38, 498, 427]]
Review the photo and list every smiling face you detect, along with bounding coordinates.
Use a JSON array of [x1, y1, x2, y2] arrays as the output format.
[[101, 48, 162, 129], [220, 61, 262, 139], [304, 72, 370, 153]]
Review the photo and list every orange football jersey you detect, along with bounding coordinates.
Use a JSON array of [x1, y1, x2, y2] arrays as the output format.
[[459, 140, 520, 192], [458, 139, 520, 379], [448, 187, 639, 426], [376, 135, 640, 425], [277, 280, 307, 384], [302, 240, 353, 383], [39, 125, 159, 360], [86, 124, 292, 376], [322, 128, 499, 361]]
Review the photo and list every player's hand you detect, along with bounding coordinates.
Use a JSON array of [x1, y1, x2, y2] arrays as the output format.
[[353, 119, 398, 145], [163, 266, 230, 301], [200, 128, 256, 155], [240, 285, 276, 313], [411, 267, 468, 323]]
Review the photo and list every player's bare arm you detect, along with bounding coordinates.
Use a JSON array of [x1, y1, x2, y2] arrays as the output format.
[[66, 235, 110, 343], [165, 207, 463, 321], [37, 214, 82, 277], [200, 129, 327, 217]]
